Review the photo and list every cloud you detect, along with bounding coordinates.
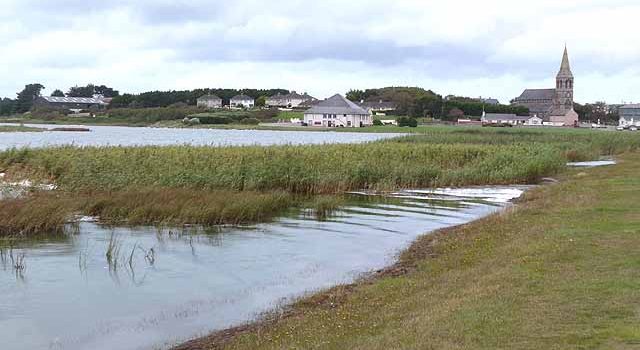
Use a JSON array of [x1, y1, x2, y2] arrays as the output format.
[[1, 0, 640, 104]]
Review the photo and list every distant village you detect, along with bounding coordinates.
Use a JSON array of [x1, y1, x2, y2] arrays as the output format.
[[2, 47, 639, 130]]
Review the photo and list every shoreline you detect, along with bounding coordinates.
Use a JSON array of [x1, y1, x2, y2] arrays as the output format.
[[172, 190, 532, 350], [171, 154, 632, 349]]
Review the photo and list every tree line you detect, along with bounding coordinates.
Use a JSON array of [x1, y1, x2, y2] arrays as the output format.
[[346, 87, 529, 120], [109, 89, 289, 108]]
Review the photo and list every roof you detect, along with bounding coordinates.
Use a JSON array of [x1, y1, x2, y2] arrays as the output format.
[[482, 98, 500, 105], [515, 89, 556, 101], [619, 104, 640, 109], [230, 94, 254, 101], [304, 94, 370, 116], [359, 100, 396, 110], [40, 96, 107, 104], [483, 113, 532, 121], [557, 46, 573, 78], [197, 94, 221, 101]]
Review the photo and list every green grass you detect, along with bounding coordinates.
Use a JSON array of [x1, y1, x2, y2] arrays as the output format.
[[178, 153, 640, 350], [0, 125, 45, 132]]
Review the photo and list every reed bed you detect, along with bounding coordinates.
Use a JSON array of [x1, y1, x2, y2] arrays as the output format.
[[0, 142, 566, 194], [1, 127, 638, 236], [0, 189, 294, 237]]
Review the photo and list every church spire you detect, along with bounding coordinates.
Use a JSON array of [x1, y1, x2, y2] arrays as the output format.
[[557, 45, 573, 78]]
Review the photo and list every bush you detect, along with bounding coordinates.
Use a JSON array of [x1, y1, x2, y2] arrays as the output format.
[[240, 118, 261, 125], [373, 119, 384, 126], [197, 116, 232, 125], [397, 116, 418, 127]]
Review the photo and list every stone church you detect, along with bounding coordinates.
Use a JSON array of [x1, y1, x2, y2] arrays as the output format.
[[511, 47, 579, 126]]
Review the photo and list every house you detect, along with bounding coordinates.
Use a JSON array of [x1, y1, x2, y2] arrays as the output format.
[[359, 100, 396, 113], [304, 94, 373, 128], [511, 47, 579, 126], [481, 112, 543, 126], [619, 104, 640, 127], [266, 91, 317, 108], [230, 95, 255, 108], [474, 97, 500, 105], [34, 95, 109, 111], [197, 95, 222, 109]]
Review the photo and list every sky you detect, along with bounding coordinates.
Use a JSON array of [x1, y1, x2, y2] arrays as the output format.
[[1, 0, 639, 104]]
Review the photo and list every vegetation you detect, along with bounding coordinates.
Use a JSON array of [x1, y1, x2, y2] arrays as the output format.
[[1, 127, 639, 236], [0, 125, 45, 132], [110, 88, 288, 108], [396, 116, 418, 127], [182, 153, 640, 350], [346, 87, 528, 119]]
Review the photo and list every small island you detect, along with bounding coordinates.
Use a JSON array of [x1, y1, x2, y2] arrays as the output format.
[[0, 125, 45, 132]]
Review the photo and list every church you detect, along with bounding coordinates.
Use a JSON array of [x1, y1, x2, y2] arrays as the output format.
[[511, 47, 579, 126]]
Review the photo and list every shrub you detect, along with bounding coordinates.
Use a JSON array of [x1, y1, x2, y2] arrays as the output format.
[[397, 116, 418, 127], [197, 116, 232, 124], [240, 118, 261, 125]]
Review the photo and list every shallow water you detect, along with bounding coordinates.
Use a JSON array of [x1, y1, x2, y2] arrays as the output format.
[[567, 160, 616, 167], [0, 187, 526, 350], [0, 124, 402, 150]]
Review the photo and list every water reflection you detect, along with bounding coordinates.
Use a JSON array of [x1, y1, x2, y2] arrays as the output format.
[[0, 187, 526, 350]]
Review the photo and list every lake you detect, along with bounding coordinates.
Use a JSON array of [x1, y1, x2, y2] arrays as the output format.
[[0, 187, 527, 350], [0, 124, 403, 149]]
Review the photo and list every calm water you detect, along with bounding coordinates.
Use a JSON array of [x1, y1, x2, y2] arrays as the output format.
[[0, 124, 403, 149], [0, 187, 526, 350]]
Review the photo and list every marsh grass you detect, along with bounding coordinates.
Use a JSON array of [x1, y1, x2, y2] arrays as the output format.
[[2, 127, 639, 237], [307, 196, 346, 220]]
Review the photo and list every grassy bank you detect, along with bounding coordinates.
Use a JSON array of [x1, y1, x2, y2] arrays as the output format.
[[176, 152, 640, 350], [0, 125, 45, 132], [1, 127, 639, 236]]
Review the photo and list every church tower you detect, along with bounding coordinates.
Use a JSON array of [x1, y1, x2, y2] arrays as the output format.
[[554, 46, 574, 115]]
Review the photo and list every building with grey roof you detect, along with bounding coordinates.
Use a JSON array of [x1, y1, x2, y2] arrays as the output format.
[[511, 47, 579, 126], [481, 112, 542, 126], [230, 95, 255, 108], [266, 91, 317, 108], [619, 104, 640, 128], [304, 94, 372, 128], [358, 100, 396, 112], [197, 95, 222, 109], [35, 95, 110, 110]]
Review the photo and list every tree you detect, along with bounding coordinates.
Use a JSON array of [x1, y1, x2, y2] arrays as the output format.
[[447, 107, 465, 119], [255, 96, 267, 107], [0, 98, 16, 116], [51, 89, 65, 97], [397, 116, 418, 127], [15, 83, 45, 113], [94, 85, 119, 97], [346, 89, 365, 102], [67, 84, 96, 97]]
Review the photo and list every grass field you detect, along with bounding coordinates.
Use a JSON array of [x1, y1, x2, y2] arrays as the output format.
[[176, 152, 640, 350], [1, 127, 639, 236]]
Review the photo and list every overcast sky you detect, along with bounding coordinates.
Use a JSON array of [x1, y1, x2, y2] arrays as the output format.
[[1, 0, 639, 104]]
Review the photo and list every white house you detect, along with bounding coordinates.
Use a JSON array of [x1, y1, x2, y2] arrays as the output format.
[[619, 104, 640, 127], [481, 112, 542, 126], [267, 91, 316, 108], [230, 95, 255, 108], [304, 94, 373, 128], [197, 95, 222, 109]]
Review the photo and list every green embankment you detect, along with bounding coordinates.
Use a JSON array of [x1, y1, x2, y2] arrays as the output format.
[[178, 152, 640, 350]]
